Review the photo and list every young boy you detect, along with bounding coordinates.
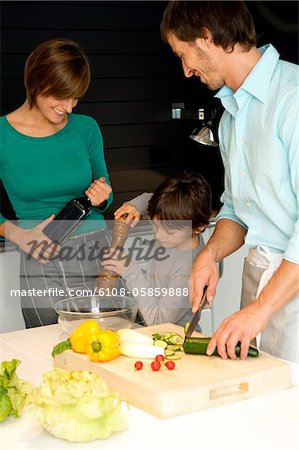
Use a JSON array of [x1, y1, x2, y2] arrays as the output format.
[[102, 172, 212, 327]]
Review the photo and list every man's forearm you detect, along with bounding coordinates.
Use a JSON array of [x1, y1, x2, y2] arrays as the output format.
[[258, 259, 299, 317], [206, 218, 247, 262]]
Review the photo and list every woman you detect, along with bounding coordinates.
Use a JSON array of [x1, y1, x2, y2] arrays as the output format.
[[0, 38, 113, 327]]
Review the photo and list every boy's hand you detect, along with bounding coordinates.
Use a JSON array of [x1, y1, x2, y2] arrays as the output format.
[[101, 247, 134, 276], [114, 203, 140, 227]]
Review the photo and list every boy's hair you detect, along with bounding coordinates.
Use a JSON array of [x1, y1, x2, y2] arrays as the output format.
[[148, 171, 212, 230], [160, 1, 256, 52], [24, 38, 91, 108]]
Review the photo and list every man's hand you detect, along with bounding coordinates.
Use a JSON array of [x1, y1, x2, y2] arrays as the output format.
[[191, 247, 219, 312], [207, 258, 299, 360], [206, 300, 270, 359], [85, 177, 112, 207], [191, 218, 246, 312]]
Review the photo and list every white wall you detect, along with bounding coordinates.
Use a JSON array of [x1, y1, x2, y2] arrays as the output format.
[[201, 226, 248, 334], [0, 249, 25, 333], [211, 246, 248, 330]]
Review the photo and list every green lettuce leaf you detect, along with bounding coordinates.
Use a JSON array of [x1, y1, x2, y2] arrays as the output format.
[[0, 359, 32, 422]]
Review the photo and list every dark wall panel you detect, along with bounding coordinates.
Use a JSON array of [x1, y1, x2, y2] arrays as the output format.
[[1, 1, 165, 30], [2, 54, 179, 79], [1, 29, 164, 54], [2, 77, 185, 106], [101, 122, 184, 148], [78, 101, 173, 125]]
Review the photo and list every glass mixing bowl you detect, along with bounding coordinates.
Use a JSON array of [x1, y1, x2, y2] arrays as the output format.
[[54, 295, 138, 335]]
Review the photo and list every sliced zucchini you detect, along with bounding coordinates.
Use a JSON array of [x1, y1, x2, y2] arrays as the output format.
[[154, 339, 168, 348], [165, 349, 175, 357], [162, 332, 173, 341], [166, 344, 181, 352], [152, 333, 162, 341], [168, 334, 184, 346], [165, 354, 182, 360]]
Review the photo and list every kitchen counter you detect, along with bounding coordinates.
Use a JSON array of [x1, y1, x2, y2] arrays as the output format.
[[1, 325, 298, 450]]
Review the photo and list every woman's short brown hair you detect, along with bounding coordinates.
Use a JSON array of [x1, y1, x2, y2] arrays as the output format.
[[24, 38, 91, 108], [147, 171, 212, 230], [161, 1, 256, 52]]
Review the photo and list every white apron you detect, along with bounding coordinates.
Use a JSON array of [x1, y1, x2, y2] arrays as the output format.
[[241, 245, 299, 363]]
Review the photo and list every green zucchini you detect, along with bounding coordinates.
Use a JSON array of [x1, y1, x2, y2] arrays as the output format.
[[183, 337, 259, 358]]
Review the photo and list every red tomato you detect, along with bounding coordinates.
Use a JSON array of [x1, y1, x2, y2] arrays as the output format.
[[165, 360, 176, 370], [155, 354, 165, 363], [134, 361, 143, 371], [151, 360, 161, 371]]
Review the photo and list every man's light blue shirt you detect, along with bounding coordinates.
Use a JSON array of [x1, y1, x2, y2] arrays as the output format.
[[215, 44, 298, 263]]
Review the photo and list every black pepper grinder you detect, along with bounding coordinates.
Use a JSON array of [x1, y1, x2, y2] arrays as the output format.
[[43, 195, 93, 243], [96, 214, 131, 294]]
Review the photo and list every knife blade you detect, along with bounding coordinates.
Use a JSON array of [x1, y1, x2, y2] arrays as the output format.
[[184, 286, 208, 340]]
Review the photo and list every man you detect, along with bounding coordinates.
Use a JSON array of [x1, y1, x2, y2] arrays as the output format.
[[161, 1, 298, 362]]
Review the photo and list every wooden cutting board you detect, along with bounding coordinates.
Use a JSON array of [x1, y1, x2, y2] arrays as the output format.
[[54, 323, 291, 419]]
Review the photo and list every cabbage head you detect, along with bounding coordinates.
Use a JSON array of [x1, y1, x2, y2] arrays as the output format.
[[29, 368, 128, 442]]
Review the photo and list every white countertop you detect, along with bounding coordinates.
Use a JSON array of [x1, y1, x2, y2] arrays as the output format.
[[1, 324, 298, 450]]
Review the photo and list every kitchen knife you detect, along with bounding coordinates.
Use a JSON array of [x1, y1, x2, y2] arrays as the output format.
[[184, 286, 208, 340]]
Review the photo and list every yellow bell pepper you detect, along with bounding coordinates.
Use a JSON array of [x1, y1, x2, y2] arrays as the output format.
[[70, 319, 100, 353], [86, 329, 121, 362]]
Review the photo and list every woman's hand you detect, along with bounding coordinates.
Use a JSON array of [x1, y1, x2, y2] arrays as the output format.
[[114, 203, 140, 227], [101, 247, 135, 276], [85, 177, 112, 207], [10, 216, 60, 264]]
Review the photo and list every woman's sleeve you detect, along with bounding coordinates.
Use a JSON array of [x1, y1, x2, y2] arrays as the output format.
[[0, 213, 6, 226], [0, 134, 8, 225], [88, 118, 113, 211]]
